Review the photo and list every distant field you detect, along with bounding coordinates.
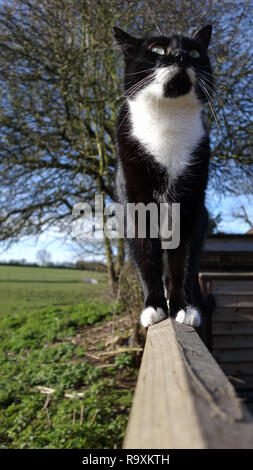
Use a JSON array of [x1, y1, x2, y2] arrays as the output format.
[[0, 265, 107, 315]]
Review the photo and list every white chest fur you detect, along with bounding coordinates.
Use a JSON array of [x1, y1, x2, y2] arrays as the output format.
[[128, 82, 205, 180]]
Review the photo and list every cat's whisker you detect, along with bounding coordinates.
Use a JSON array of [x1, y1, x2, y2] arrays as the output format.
[[125, 75, 156, 99], [197, 75, 226, 110], [197, 73, 217, 90], [198, 76, 218, 91], [146, 0, 163, 36], [198, 80, 216, 110], [122, 73, 156, 96], [125, 68, 156, 76], [114, 74, 157, 131], [197, 78, 216, 101], [198, 79, 221, 135], [115, 77, 155, 110], [115, 110, 130, 136], [197, 71, 217, 89], [194, 67, 217, 85], [201, 83, 220, 106], [197, 80, 213, 104], [198, 64, 214, 70], [108, 73, 156, 108], [198, 69, 214, 77], [200, 81, 225, 108], [198, 77, 216, 106]]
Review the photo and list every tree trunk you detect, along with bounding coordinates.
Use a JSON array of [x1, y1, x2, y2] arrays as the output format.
[[115, 237, 125, 278], [103, 229, 117, 289]]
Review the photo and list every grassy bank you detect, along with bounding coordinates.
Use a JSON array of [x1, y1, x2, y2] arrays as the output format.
[[0, 266, 137, 448]]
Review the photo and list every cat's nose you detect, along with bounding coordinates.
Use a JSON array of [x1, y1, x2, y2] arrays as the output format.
[[175, 53, 184, 62], [172, 50, 186, 64]]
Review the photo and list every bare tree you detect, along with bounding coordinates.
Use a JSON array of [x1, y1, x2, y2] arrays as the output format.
[[232, 205, 253, 230], [0, 0, 252, 284], [36, 248, 52, 266], [0, 0, 128, 285]]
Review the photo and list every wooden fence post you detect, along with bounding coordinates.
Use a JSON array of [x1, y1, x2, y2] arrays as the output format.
[[123, 318, 253, 449]]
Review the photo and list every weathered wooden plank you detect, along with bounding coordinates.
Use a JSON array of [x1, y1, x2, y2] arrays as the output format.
[[212, 280, 253, 294], [213, 335, 253, 349], [213, 307, 253, 321], [200, 272, 253, 280], [214, 294, 253, 307], [221, 362, 253, 377], [123, 319, 253, 449], [247, 403, 253, 414], [212, 321, 253, 335], [213, 348, 253, 362], [203, 238, 253, 251]]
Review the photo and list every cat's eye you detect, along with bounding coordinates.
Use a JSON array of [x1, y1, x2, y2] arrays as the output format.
[[189, 49, 200, 59], [150, 45, 166, 55]]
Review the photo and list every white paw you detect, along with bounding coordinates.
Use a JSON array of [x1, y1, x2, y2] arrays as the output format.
[[140, 307, 167, 328], [167, 299, 170, 310], [175, 306, 201, 327]]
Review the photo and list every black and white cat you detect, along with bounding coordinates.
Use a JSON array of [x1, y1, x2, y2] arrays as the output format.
[[113, 25, 214, 328]]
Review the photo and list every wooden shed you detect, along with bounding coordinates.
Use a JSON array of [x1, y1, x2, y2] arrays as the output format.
[[123, 233, 253, 448], [199, 233, 253, 414]]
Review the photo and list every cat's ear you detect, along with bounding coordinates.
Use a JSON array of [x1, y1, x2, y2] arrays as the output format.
[[113, 26, 139, 59], [192, 25, 212, 49]]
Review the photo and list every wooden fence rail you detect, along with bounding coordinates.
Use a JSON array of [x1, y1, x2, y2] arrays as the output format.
[[123, 318, 253, 449]]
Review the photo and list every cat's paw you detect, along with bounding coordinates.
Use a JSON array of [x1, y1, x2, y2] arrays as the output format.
[[175, 306, 201, 327], [140, 307, 167, 328]]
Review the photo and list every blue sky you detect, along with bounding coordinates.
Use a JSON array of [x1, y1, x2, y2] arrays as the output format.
[[0, 192, 252, 263], [0, 233, 76, 264], [206, 191, 253, 234]]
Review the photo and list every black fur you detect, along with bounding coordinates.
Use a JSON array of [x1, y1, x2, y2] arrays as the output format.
[[113, 26, 214, 323]]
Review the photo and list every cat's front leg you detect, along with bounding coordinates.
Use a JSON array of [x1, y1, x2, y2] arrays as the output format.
[[127, 237, 168, 327], [168, 245, 201, 327], [175, 207, 210, 327]]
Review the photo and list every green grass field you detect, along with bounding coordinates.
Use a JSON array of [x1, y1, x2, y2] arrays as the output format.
[[0, 266, 135, 449], [0, 265, 107, 315]]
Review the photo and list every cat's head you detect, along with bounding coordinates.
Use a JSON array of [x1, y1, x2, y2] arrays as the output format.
[[113, 26, 213, 104]]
